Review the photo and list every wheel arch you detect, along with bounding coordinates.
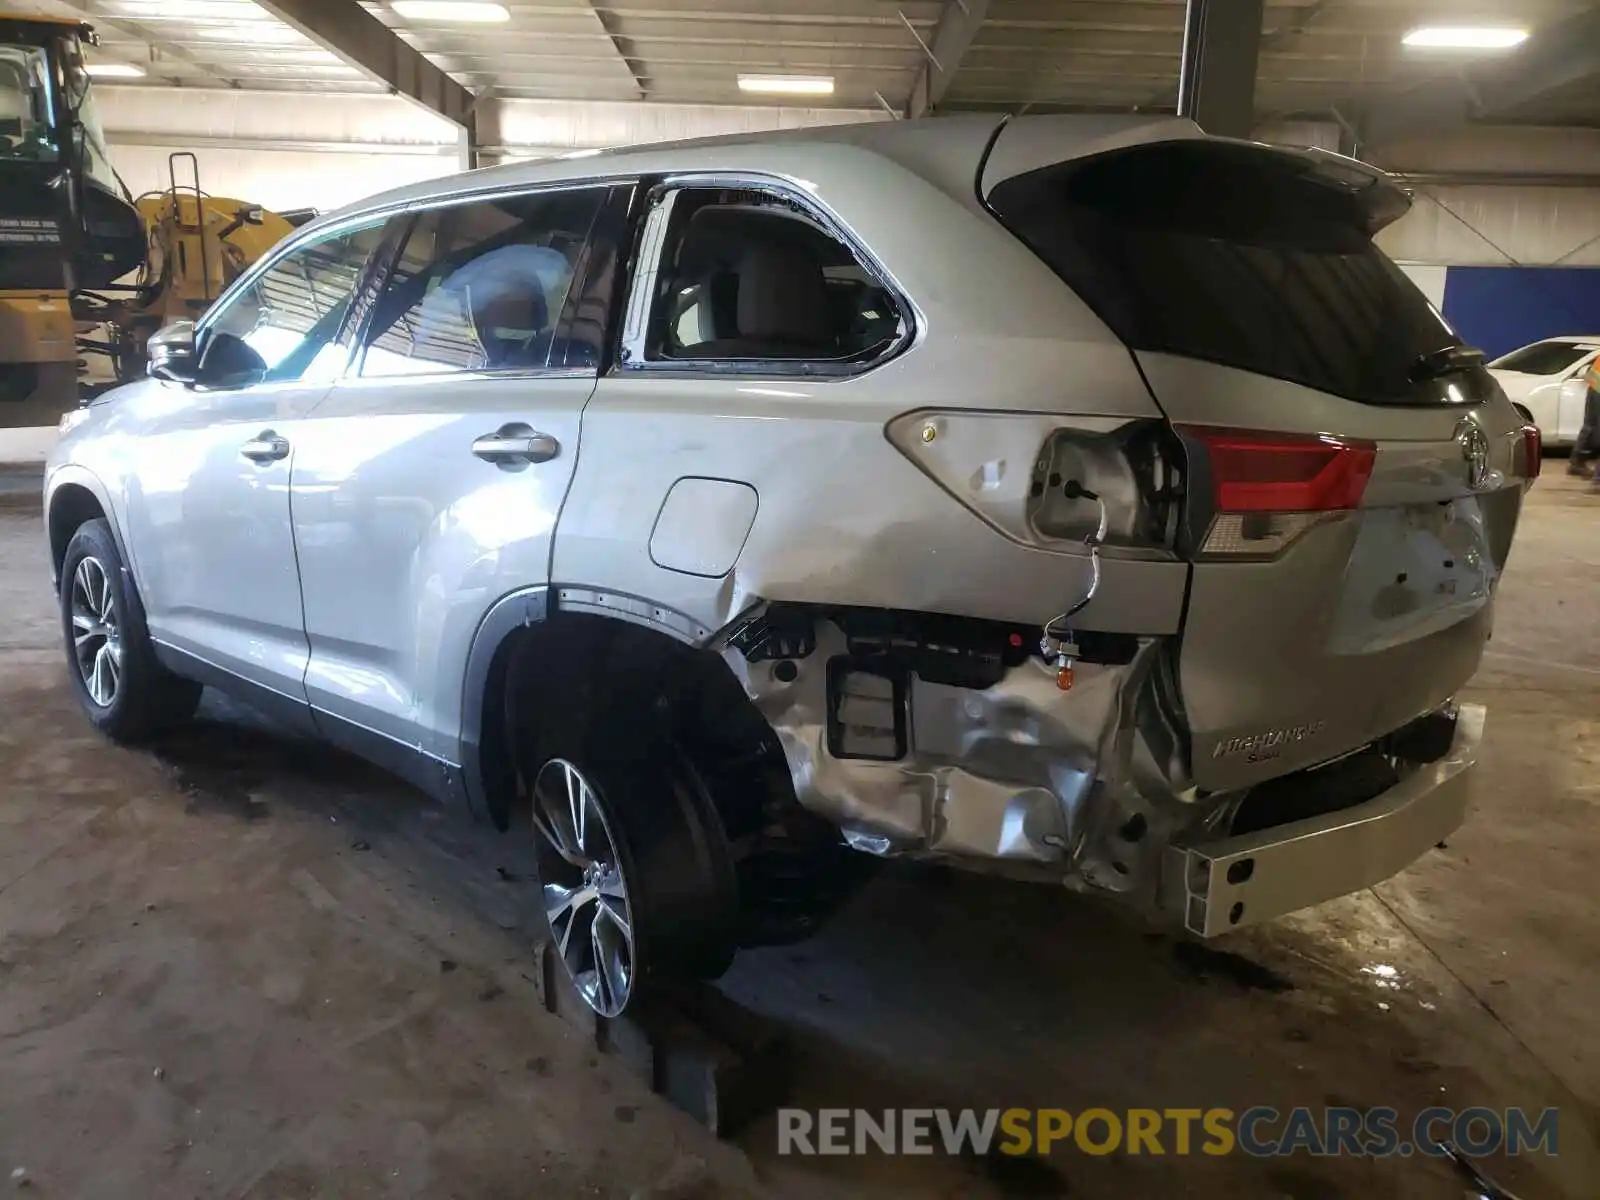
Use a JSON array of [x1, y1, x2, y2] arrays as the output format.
[[459, 586, 791, 835], [457, 585, 551, 828], [45, 467, 122, 593]]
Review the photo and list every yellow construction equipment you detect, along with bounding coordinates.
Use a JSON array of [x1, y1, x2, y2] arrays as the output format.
[[81, 153, 299, 381], [0, 15, 298, 427]]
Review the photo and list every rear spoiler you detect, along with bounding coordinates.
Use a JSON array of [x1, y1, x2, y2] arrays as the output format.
[[978, 114, 1413, 236], [1261, 143, 1414, 234]]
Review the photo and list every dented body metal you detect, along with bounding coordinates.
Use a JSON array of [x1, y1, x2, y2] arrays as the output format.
[[719, 604, 1478, 934]]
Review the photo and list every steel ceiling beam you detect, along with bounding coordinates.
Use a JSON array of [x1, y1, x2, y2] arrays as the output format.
[[1176, 0, 1264, 138], [251, 0, 476, 133], [586, 4, 649, 98], [1356, 8, 1600, 148], [906, 0, 991, 118]]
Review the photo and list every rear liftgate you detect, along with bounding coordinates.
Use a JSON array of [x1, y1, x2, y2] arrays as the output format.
[[983, 129, 1536, 932]]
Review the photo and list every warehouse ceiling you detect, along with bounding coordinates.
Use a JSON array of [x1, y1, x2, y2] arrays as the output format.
[[12, 0, 1600, 128]]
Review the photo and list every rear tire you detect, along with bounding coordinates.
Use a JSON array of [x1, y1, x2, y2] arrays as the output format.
[[520, 689, 739, 1017], [60, 519, 202, 742]]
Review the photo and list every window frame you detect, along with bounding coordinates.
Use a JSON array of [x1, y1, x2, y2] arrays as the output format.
[[615, 172, 915, 380], [347, 180, 619, 382]]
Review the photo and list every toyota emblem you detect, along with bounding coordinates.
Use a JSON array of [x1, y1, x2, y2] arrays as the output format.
[[1455, 417, 1490, 491]]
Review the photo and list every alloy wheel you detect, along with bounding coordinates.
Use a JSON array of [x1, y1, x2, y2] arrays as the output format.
[[532, 758, 636, 1017], [70, 555, 121, 708]]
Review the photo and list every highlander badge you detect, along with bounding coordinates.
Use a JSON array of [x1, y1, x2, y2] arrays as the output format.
[[1212, 721, 1327, 764]]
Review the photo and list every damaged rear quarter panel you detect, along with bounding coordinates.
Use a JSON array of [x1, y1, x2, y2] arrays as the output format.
[[719, 609, 1200, 898]]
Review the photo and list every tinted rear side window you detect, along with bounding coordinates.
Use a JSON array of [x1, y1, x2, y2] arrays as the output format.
[[987, 141, 1465, 404]]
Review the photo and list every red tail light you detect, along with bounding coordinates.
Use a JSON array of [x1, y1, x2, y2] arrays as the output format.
[[1177, 425, 1378, 559], [1179, 426, 1376, 512], [1519, 423, 1542, 484]]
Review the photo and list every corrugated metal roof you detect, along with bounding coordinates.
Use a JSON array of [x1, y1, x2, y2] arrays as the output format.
[[3, 0, 1595, 125]]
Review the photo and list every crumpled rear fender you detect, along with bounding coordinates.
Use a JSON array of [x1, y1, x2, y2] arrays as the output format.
[[713, 602, 1206, 905]]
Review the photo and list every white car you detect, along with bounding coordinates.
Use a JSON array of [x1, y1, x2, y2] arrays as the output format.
[[1488, 337, 1599, 447]]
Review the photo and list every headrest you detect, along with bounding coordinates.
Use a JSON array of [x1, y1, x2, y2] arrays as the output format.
[[444, 243, 566, 334], [734, 239, 830, 345]]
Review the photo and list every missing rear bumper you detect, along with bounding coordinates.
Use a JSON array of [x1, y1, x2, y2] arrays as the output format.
[[1164, 703, 1483, 937]]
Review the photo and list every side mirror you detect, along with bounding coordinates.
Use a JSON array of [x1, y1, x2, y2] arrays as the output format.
[[147, 320, 198, 383], [196, 330, 269, 390]]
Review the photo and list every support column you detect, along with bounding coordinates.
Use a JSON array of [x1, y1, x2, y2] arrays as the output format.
[[1177, 0, 1264, 139]]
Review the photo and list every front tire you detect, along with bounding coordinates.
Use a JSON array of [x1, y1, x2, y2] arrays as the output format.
[[60, 518, 201, 742]]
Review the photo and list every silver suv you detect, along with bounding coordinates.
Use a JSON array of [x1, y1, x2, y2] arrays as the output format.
[[46, 114, 1537, 1016]]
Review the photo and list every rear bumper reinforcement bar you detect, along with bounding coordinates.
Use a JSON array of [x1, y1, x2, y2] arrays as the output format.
[[1166, 703, 1484, 937]]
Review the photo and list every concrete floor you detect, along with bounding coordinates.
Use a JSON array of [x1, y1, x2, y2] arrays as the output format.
[[1, 476, 1597, 1200]]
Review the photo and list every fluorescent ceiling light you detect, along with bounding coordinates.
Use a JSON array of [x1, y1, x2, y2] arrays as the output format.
[[1402, 26, 1529, 49], [107, 0, 277, 22], [738, 74, 835, 96], [391, 1, 510, 22], [85, 63, 147, 78]]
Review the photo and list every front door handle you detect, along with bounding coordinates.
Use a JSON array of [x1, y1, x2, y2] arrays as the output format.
[[240, 430, 290, 463], [472, 423, 560, 467]]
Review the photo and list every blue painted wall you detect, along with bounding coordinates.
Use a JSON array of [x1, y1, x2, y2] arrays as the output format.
[[1441, 266, 1600, 359]]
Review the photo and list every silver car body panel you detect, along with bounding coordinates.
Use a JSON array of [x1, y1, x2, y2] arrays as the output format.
[[83, 375, 328, 696], [45, 112, 1525, 936], [287, 368, 594, 760], [1137, 353, 1523, 793]]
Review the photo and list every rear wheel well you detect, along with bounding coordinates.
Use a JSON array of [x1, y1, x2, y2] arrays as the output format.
[[477, 612, 794, 840], [48, 484, 108, 586], [1512, 403, 1533, 423]]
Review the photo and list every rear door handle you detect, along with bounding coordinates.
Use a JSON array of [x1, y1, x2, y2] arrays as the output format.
[[472, 423, 560, 467], [240, 430, 290, 463]]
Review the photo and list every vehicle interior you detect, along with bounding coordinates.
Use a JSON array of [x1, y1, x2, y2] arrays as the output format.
[[652, 193, 903, 363], [363, 194, 591, 375]]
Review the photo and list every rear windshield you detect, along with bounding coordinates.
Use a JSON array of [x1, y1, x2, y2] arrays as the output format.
[[1489, 341, 1593, 376], [987, 141, 1468, 405]]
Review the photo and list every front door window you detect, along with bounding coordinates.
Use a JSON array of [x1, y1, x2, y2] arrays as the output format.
[[203, 221, 390, 385]]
